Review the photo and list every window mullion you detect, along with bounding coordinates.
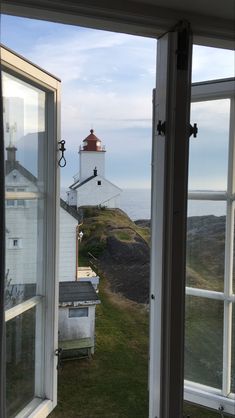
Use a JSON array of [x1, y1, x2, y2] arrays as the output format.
[[222, 97, 235, 396]]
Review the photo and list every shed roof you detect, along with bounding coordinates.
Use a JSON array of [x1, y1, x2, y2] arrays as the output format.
[[59, 281, 100, 305]]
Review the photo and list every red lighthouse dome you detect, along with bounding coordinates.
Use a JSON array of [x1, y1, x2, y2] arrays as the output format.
[[82, 129, 104, 152]]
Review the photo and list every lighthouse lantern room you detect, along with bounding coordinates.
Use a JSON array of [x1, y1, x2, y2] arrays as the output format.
[[79, 129, 106, 182]]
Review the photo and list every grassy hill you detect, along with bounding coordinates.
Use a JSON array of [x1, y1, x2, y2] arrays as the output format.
[[79, 208, 234, 390]]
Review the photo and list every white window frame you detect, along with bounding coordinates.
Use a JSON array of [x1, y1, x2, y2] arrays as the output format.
[[184, 78, 235, 415], [2, 45, 61, 418], [1, 4, 234, 418]]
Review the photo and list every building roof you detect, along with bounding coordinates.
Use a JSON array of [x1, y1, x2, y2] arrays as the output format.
[[5, 149, 80, 221], [59, 281, 100, 305], [70, 175, 95, 190], [5, 160, 37, 184], [83, 129, 101, 142], [60, 198, 81, 221]]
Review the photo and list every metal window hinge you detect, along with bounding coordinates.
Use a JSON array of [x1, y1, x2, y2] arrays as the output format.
[[157, 120, 166, 136], [189, 123, 198, 138]]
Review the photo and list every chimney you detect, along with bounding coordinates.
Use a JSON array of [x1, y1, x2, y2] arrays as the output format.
[[6, 146, 17, 162]]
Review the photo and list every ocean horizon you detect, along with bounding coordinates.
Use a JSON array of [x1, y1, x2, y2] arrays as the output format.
[[61, 187, 226, 221]]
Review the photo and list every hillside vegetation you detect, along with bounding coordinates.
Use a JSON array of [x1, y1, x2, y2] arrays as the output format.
[[80, 207, 150, 303]]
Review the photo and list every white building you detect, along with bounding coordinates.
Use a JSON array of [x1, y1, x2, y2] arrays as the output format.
[[67, 129, 122, 208], [58, 281, 100, 357], [5, 145, 80, 291]]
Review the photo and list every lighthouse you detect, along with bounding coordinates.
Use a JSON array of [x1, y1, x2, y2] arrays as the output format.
[[79, 129, 106, 182], [67, 129, 122, 209]]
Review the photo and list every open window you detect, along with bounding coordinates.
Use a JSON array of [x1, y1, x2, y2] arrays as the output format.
[[184, 78, 235, 414], [2, 45, 60, 418]]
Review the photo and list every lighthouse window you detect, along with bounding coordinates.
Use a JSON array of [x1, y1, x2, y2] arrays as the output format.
[[97, 181, 101, 186]]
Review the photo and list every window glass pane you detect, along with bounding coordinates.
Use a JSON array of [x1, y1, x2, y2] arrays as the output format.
[[185, 296, 223, 389], [69, 307, 89, 318], [192, 46, 235, 82], [3, 71, 46, 306], [6, 308, 36, 417], [187, 201, 226, 291], [188, 99, 230, 191]]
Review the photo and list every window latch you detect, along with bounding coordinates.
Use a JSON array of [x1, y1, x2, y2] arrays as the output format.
[[58, 140, 67, 167], [189, 123, 198, 138], [55, 348, 63, 370], [157, 120, 166, 136]]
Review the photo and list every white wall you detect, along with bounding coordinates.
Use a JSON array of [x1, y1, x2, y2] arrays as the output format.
[[77, 176, 121, 208], [5, 171, 38, 285], [6, 170, 78, 285], [79, 150, 105, 182], [67, 188, 77, 206], [59, 207, 78, 282], [58, 305, 96, 342]]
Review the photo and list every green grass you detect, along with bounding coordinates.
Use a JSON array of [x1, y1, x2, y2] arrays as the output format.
[[50, 276, 234, 418], [50, 277, 149, 418]]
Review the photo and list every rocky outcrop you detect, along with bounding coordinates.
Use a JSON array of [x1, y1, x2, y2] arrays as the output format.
[[99, 234, 150, 304]]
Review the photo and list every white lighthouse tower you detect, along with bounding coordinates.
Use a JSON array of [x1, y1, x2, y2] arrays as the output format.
[[67, 129, 122, 209], [79, 129, 106, 182]]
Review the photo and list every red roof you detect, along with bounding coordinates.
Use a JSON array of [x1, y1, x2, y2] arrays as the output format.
[[83, 129, 101, 142], [82, 129, 104, 151]]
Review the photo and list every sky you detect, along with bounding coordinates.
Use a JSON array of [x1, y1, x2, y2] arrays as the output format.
[[1, 14, 234, 190]]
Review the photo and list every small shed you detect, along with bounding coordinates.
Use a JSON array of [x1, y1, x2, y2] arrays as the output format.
[[59, 281, 100, 358]]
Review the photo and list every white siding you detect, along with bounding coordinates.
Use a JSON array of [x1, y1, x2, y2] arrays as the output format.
[[58, 305, 96, 342], [77, 175, 121, 208], [79, 150, 105, 182], [5, 171, 38, 285], [59, 207, 78, 282]]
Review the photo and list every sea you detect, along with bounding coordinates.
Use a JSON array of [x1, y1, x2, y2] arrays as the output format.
[[62, 188, 226, 221]]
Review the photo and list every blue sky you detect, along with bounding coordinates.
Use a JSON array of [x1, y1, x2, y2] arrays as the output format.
[[1, 14, 234, 190]]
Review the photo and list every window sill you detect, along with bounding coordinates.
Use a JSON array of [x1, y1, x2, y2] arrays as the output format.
[[184, 381, 235, 415]]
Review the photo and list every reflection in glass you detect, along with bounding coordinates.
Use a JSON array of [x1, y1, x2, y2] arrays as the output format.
[[187, 201, 226, 292], [185, 296, 223, 389], [188, 99, 230, 191], [3, 71, 45, 306], [6, 308, 36, 417]]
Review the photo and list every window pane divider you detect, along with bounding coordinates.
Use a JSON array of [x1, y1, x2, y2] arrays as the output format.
[[5, 191, 44, 200], [5, 295, 43, 322], [186, 287, 225, 300], [188, 191, 227, 200]]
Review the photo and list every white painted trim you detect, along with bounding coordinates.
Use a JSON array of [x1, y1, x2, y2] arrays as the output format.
[[5, 191, 44, 200], [14, 398, 54, 418], [191, 78, 235, 102], [3, 46, 60, 416], [188, 191, 227, 200], [184, 383, 235, 415], [5, 296, 42, 322], [186, 287, 225, 300], [149, 24, 193, 418], [2, 0, 235, 46], [1, 46, 60, 91]]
